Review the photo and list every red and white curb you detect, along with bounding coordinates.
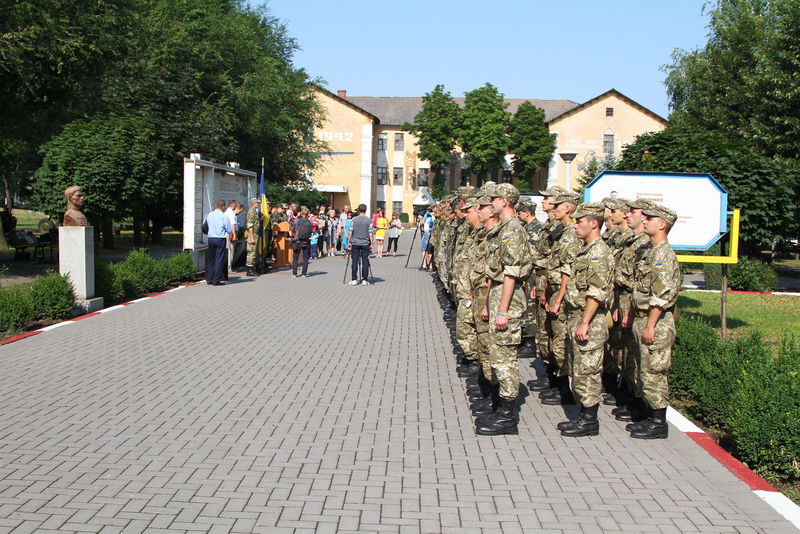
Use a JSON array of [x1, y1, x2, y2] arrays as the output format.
[[0, 282, 203, 347], [667, 407, 800, 529]]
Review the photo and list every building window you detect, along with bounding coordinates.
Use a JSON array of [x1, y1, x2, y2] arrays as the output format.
[[392, 201, 403, 215], [393, 167, 403, 185], [418, 168, 429, 187], [606, 107, 614, 117], [460, 169, 470, 186], [394, 133, 404, 151], [377, 133, 387, 151], [377, 166, 388, 185], [501, 170, 512, 183], [376, 200, 386, 212], [604, 134, 615, 154]]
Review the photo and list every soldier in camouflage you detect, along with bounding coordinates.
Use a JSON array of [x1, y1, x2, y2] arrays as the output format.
[[602, 197, 634, 404], [475, 183, 533, 436], [556, 202, 615, 437], [627, 204, 680, 440], [540, 192, 582, 406], [611, 198, 658, 423], [468, 196, 502, 417], [245, 198, 261, 276], [515, 198, 542, 358], [527, 186, 567, 392]]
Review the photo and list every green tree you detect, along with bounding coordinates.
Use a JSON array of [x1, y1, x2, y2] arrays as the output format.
[[403, 84, 460, 199], [576, 153, 619, 194], [33, 116, 165, 248], [616, 125, 793, 256], [457, 83, 510, 182], [507, 101, 556, 189]]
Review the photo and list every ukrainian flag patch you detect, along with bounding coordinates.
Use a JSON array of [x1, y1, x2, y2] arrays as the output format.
[[654, 262, 664, 268], [501, 235, 510, 242], [562, 239, 570, 243], [591, 257, 600, 263]]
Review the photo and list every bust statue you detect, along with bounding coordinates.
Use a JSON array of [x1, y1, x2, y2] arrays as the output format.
[[63, 185, 89, 226]]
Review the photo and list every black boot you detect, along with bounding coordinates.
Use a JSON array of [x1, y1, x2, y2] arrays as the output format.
[[541, 377, 574, 405], [457, 361, 480, 378], [625, 404, 652, 432], [601, 372, 619, 406], [471, 384, 499, 416], [528, 363, 555, 391], [561, 404, 600, 437], [246, 268, 257, 277], [616, 398, 648, 422], [475, 397, 518, 436], [630, 408, 668, 439], [517, 339, 536, 359]]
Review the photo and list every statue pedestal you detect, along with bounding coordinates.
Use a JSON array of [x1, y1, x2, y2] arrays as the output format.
[[59, 226, 104, 314]]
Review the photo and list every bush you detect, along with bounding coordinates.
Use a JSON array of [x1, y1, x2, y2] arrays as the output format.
[[120, 248, 164, 294], [671, 318, 719, 400], [0, 287, 34, 333], [728, 257, 777, 292], [95, 259, 124, 303], [399, 213, 409, 224], [704, 262, 722, 290], [27, 271, 76, 320], [162, 252, 196, 282], [728, 340, 800, 482]]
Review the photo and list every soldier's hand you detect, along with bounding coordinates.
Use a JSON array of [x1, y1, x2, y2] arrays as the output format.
[[495, 314, 509, 331], [480, 305, 489, 321], [621, 310, 632, 329], [530, 287, 537, 300], [550, 300, 561, 316], [643, 325, 656, 344], [540, 294, 548, 308], [611, 308, 620, 322], [575, 322, 589, 341]]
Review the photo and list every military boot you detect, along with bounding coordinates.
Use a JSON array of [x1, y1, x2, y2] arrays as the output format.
[[471, 384, 499, 417], [630, 408, 668, 439], [615, 398, 648, 422], [517, 338, 536, 359], [475, 397, 518, 436], [561, 404, 600, 437], [246, 268, 257, 277], [528, 364, 556, 391], [601, 372, 619, 406], [457, 361, 480, 378], [541, 377, 575, 405]]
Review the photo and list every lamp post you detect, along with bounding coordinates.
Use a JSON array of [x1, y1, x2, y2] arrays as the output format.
[[559, 152, 578, 191]]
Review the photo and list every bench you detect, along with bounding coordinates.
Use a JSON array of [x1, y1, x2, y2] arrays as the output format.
[[8, 230, 46, 261]]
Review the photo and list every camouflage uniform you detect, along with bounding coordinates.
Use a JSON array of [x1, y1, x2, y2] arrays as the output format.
[[469, 225, 493, 380], [605, 225, 635, 376], [533, 218, 561, 364], [546, 222, 580, 377], [521, 218, 543, 340], [454, 221, 479, 361], [632, 238, 680, 410], [614, 230, 650, 393], [485, 214, 533, 399], [246, 205, 260, 268], [564, 234, 614, 408]]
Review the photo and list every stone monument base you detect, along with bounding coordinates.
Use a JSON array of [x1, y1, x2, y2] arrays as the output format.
[[73, 297, 104, 316]]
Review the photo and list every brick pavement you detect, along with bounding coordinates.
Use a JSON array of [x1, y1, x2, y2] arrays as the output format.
[[0, 233, 797, 533]]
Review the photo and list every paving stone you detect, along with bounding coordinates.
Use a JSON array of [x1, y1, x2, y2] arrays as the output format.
[[0, 234, 796, 533]]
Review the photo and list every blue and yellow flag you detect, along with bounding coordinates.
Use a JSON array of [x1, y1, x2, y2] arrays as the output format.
[[256, 168, 270, 259]]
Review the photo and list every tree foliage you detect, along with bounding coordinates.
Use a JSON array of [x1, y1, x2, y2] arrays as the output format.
[[507, 101, 556, 184], [403, 84, 460, 199], [457, 83, 510, 180], [616, 125, 793, 256]]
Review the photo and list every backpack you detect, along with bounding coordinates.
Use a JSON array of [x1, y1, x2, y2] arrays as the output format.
[[296, 217, 312, 241]]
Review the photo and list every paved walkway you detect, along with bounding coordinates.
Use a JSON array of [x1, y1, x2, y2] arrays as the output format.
[[1, 234, 797, 533]]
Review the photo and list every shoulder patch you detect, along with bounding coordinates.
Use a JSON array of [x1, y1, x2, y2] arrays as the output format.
[[501, 235, 510, 242], [654, 262, 664, 268], [562, 239, 570, 243], [591, 257, 601, 263]]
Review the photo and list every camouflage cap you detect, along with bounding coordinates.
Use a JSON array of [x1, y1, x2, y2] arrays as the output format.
[[572, 202, 605, 219], [642, 204, 678, 226], [462, 196, 478, 210], [515, 198, 536, 213], [250, 197, 259, 203], [552, 192, 581, 206], [539, 185, 567, 197], [627, 197, 658, 211], [456, 185, 477, 199], [601, 197, 627, 210], [490, 183, 520, 205], [477, 195, 493, 206]]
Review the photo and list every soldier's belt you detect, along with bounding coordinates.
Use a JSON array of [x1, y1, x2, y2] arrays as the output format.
[[535, 268, 546, 276]]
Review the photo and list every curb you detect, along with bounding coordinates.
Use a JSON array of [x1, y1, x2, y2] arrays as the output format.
[[682, 288, 800, 296], [0, 282, 203, 347], [666, 407, 800, 529]]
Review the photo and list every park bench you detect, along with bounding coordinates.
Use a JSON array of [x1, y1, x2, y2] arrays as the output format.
[[8, 229, 46, 261]]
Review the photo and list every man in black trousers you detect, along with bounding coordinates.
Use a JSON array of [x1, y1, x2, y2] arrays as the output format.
[[347, 204, 374, 286]]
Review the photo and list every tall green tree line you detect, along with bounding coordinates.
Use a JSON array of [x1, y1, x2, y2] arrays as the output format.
[[1, 0, 325, 246]]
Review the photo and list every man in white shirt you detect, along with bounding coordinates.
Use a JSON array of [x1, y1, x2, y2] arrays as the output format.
[[224, 200, 238, 273]]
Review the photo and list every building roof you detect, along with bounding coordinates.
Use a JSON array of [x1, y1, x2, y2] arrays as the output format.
[[546, 88, 668, 125], [346, 96, 580, 126]]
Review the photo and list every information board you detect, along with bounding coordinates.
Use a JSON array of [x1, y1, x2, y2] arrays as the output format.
[[583, 171, 728, 251]]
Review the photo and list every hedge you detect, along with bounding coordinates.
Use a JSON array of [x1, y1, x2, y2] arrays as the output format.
[[672, 318, 800, 482]]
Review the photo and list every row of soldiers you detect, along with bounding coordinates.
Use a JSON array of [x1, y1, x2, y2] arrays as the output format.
[[428, 182, 680, 438]]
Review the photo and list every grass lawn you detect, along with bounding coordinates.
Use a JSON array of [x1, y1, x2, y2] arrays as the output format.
[[678, 290, 799, 343]]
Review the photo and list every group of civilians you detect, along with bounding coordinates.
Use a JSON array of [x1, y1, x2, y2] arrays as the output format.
[[205, 199, 407, 283]]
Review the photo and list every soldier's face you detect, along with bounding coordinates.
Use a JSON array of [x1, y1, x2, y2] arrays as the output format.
[[627, 208, 644, 230], [574, 216, 593, 239], [553, 203, 572, 220], [611, 209, 627, 225], [490, 197, 505, 213], [643, 215, 665, 236], [542, 196, 555, 212], [466, 207, 479, 227], [477, 204, 493, 222]]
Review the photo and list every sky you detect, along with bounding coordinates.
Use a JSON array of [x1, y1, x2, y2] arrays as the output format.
[[263, 0, 712, 119]]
